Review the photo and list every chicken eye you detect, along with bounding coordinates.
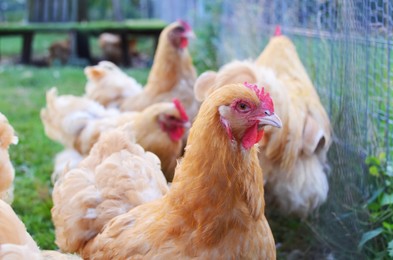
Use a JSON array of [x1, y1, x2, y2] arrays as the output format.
[[174, 26, 185, 33], [236, 102, 251, 112]]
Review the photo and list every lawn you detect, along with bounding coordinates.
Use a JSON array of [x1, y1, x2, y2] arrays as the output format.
[[0, 65, 149, 249]]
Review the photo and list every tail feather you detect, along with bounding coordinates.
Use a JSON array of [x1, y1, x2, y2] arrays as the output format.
[[40, 87, 119, 149]]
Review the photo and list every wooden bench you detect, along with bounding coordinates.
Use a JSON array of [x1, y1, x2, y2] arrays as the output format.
[[0, 19, 167, 66], [0, 0, 167, 66]]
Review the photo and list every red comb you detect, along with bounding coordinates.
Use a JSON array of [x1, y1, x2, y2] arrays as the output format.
[[274, 25, 282, 36], [244, 82, 274, 112], [178, 20, 192, 31], [173, 98, 189, 121]]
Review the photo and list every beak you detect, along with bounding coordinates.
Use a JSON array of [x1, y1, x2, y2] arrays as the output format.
[[184, 30, 196, 39], [183, 121, 191, 129], [258, 113, 282, 129]]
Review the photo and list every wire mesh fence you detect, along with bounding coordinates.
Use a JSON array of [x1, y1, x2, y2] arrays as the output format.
[[188, 0, 392, 258], [150, 0, 392, 257]]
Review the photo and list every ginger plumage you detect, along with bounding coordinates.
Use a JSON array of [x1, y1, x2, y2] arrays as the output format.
[[194, 32, 332, 218], [0, 113, 18, 204], [51, 149, 84, 184], [52, 83, 280, 259], [84, 61, 142, 108], [254, 32, 331, 217], [41, 88, 188, 181], [120, 20, 199, 123], [52, 124, 169, 254], [0, 200, 81, 260]]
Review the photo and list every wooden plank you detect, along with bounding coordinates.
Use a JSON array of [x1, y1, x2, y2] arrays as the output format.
[[0, 19, 167, 66], [120, 32, 130, 66], [0, 19, 167, 33], [21, 32, 33, 64]]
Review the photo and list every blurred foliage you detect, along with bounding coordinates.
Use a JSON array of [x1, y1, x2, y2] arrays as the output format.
[[0, 0, 25, 22], [359, 152, 393, 258], [0, 0, 148, 22], [190, 1, 221, 74]]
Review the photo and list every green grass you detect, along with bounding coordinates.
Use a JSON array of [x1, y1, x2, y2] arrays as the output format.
[[0, 65, 149, 249]]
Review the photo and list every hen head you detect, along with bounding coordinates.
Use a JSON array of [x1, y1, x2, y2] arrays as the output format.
[[167, 20, 195, 49], [141, 99, 190, 142], [217, 83, 282, 149]]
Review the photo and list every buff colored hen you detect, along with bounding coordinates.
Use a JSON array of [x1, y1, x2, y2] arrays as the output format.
[[52, 83, 281, 259], [120, 20, 199, 123], [41, 88, 189, 182], [0, 112, 18, 204], [52, 124, 169, 254], [84, 60, 142, 108], [0, 200, 81, 260], [194, 36, 331, 218]]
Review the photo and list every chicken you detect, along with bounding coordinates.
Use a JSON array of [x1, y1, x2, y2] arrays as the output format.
[[52, 124, 169, 253], [120, 20, 199, 123], [194, 30, 331, 218], [84, 61, 142, 108], [48, 38, 71, 66], [0, 199, 81, 260], [98, 33, 122, 65], [41, 88, 189, 181], [254, 28, 332, 217], [52, 82, 281, 259], [0, 112, 18, 204]]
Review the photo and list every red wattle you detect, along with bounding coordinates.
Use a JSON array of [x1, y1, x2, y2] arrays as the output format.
[[169, 126, 185, 141], [241, 123, 263, 149], [180, 37, 188, 48]]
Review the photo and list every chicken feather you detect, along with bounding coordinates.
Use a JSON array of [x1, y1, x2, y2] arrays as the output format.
[[84, 61, 142, 108], [0, 113, 18, 204], [52, 124, 169, 253], [0, 200, 81, 260], [120, 21, 199, 123], [41, 88, 187, 181]]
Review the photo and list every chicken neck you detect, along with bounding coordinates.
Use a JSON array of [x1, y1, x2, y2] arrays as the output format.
[[164, 104, 266, 246], [144, 41, 195, 96]]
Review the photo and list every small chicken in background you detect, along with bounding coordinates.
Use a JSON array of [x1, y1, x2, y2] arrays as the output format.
[[41, 88, 189, 182], [120, 20, 200, 124], [52, 83, 281, 259], [0, 112, 18, 204], [48, 38, 71, 66], [98, 33, 122, 65], [194, 28, 332, 218], [128, 37, 150, 68], [0, 200, 81, 260], [98, 33, 148, 67], [84, 61, 142, 108]]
